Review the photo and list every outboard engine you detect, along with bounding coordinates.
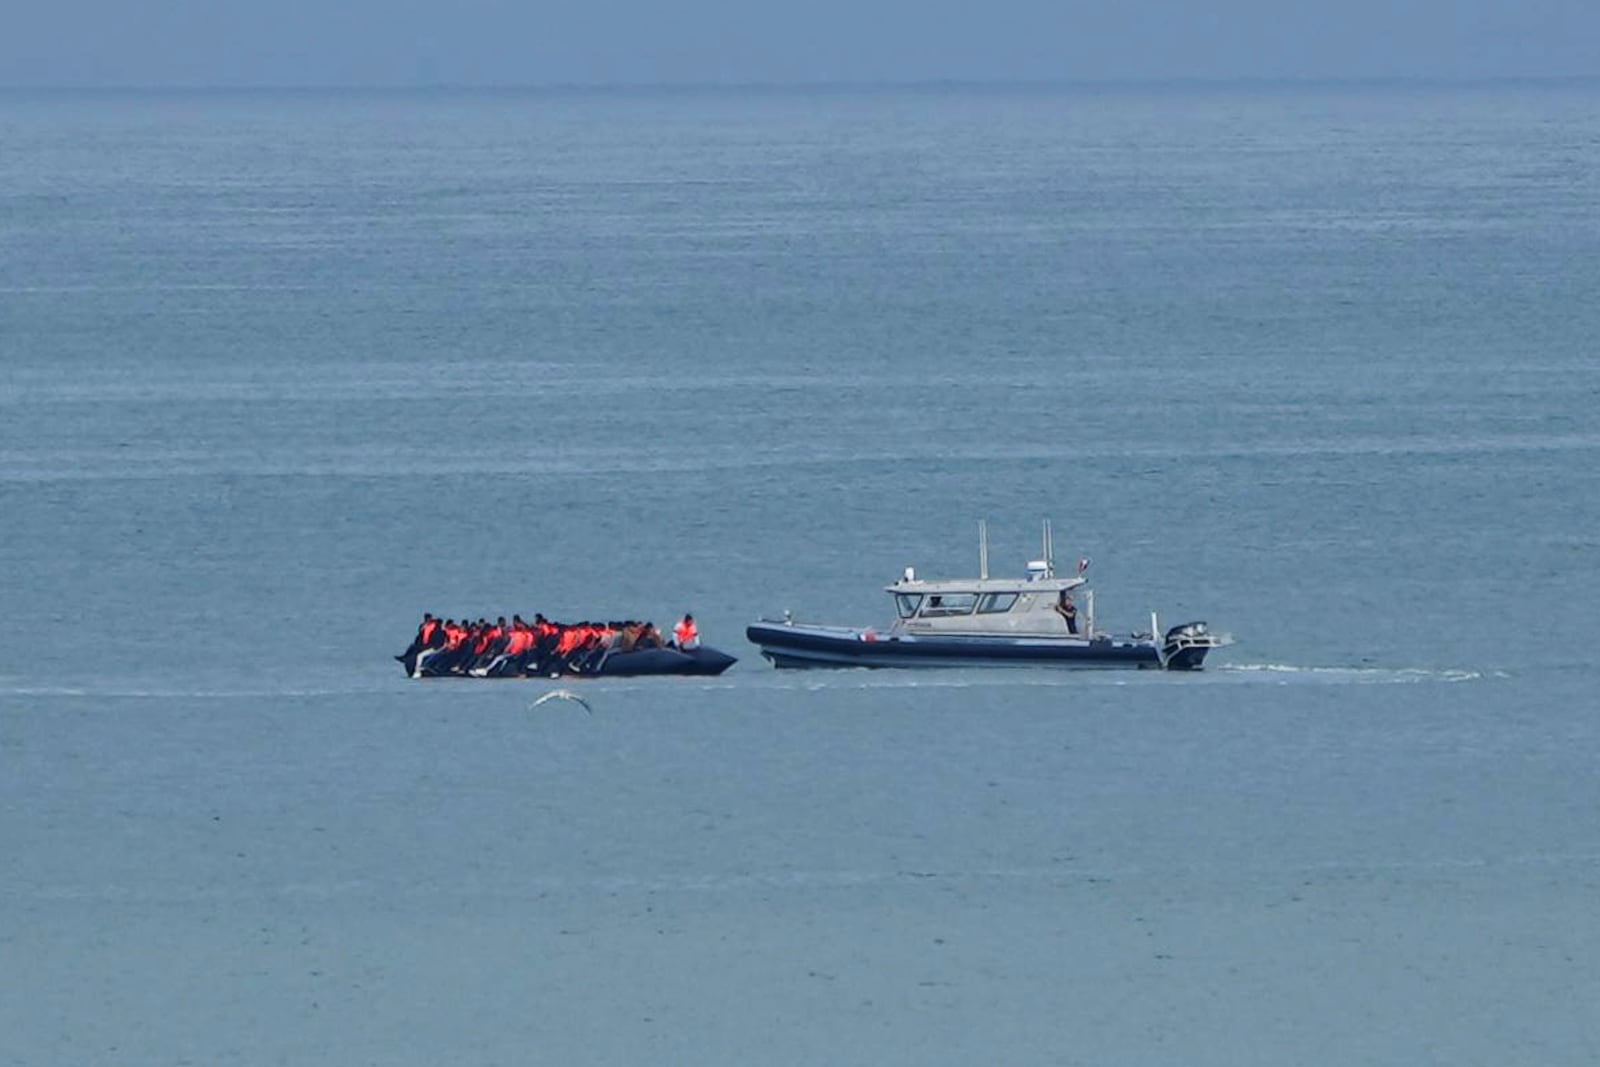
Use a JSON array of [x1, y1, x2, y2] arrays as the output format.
[[1161, 621, 1215, 671]]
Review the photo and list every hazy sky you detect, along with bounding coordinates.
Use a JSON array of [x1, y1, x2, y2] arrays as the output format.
[[4, 0, 1597, 87]]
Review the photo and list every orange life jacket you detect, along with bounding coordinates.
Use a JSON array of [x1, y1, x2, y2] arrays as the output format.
[[675, 619, 698, 646]]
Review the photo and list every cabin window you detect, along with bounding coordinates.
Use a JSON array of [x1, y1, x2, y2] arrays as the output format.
[[895, 594, 923, 619], [976, 592, 1018, 614], [921, 592, 977, 617]]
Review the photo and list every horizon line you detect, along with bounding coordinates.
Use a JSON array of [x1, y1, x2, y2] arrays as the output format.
[[3, 73, 1598, 95]]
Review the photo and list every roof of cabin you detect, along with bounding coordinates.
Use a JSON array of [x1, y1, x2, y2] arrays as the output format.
[[885, 575, 1087, 595]]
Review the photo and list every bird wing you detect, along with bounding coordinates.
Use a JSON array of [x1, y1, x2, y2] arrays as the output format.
[[531, 689, 592, 713]]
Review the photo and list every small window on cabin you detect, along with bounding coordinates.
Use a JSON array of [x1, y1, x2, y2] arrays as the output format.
[[895, 594, 923, 619], [921, 593, 977, 617], [976, 593, 1018, 614]]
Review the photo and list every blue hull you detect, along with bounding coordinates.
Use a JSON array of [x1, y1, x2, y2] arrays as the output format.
[[745, 622, 1197, 670], [407, 644, 736, 678], [594, 646, 738, 677]]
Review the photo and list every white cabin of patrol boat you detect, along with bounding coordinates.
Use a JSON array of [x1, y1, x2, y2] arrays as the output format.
[[884, 520, 1095, 638]]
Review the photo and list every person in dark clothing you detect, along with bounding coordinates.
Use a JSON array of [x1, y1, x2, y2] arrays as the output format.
[[396, 613, 439, 676], [413, 618, 462, 677], [1055, 592, 1079, 635]]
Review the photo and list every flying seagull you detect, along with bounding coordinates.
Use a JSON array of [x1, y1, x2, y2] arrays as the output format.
[[530, 689, 593, 714]]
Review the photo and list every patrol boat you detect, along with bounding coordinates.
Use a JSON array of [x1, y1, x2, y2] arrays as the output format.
[[746, 522, 1232, 671]]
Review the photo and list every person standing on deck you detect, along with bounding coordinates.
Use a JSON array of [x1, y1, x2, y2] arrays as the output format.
[[674, 613, 700, 650], [1055, 592, 1079, 635]]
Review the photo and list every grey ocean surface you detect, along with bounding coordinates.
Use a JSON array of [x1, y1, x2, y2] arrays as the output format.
[[2, 84, 1598, 1064]]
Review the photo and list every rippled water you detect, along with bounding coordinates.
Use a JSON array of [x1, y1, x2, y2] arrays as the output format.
[[3, 84, 1598, 1065]]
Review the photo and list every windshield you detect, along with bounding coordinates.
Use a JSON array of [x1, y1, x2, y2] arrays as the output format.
[[976, 592, 1018, 614], [921, 593, 977, 617]]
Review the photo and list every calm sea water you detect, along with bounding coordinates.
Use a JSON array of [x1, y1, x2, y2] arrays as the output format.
[[3, 84, 1598, 1064]]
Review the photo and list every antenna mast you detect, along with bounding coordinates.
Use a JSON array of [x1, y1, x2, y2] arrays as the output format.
[[978, 519, 989, 580], [1042, 519, 1054, 578]]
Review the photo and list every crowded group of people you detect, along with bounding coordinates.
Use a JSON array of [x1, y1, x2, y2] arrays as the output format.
[[396, 612, 700, 678]]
